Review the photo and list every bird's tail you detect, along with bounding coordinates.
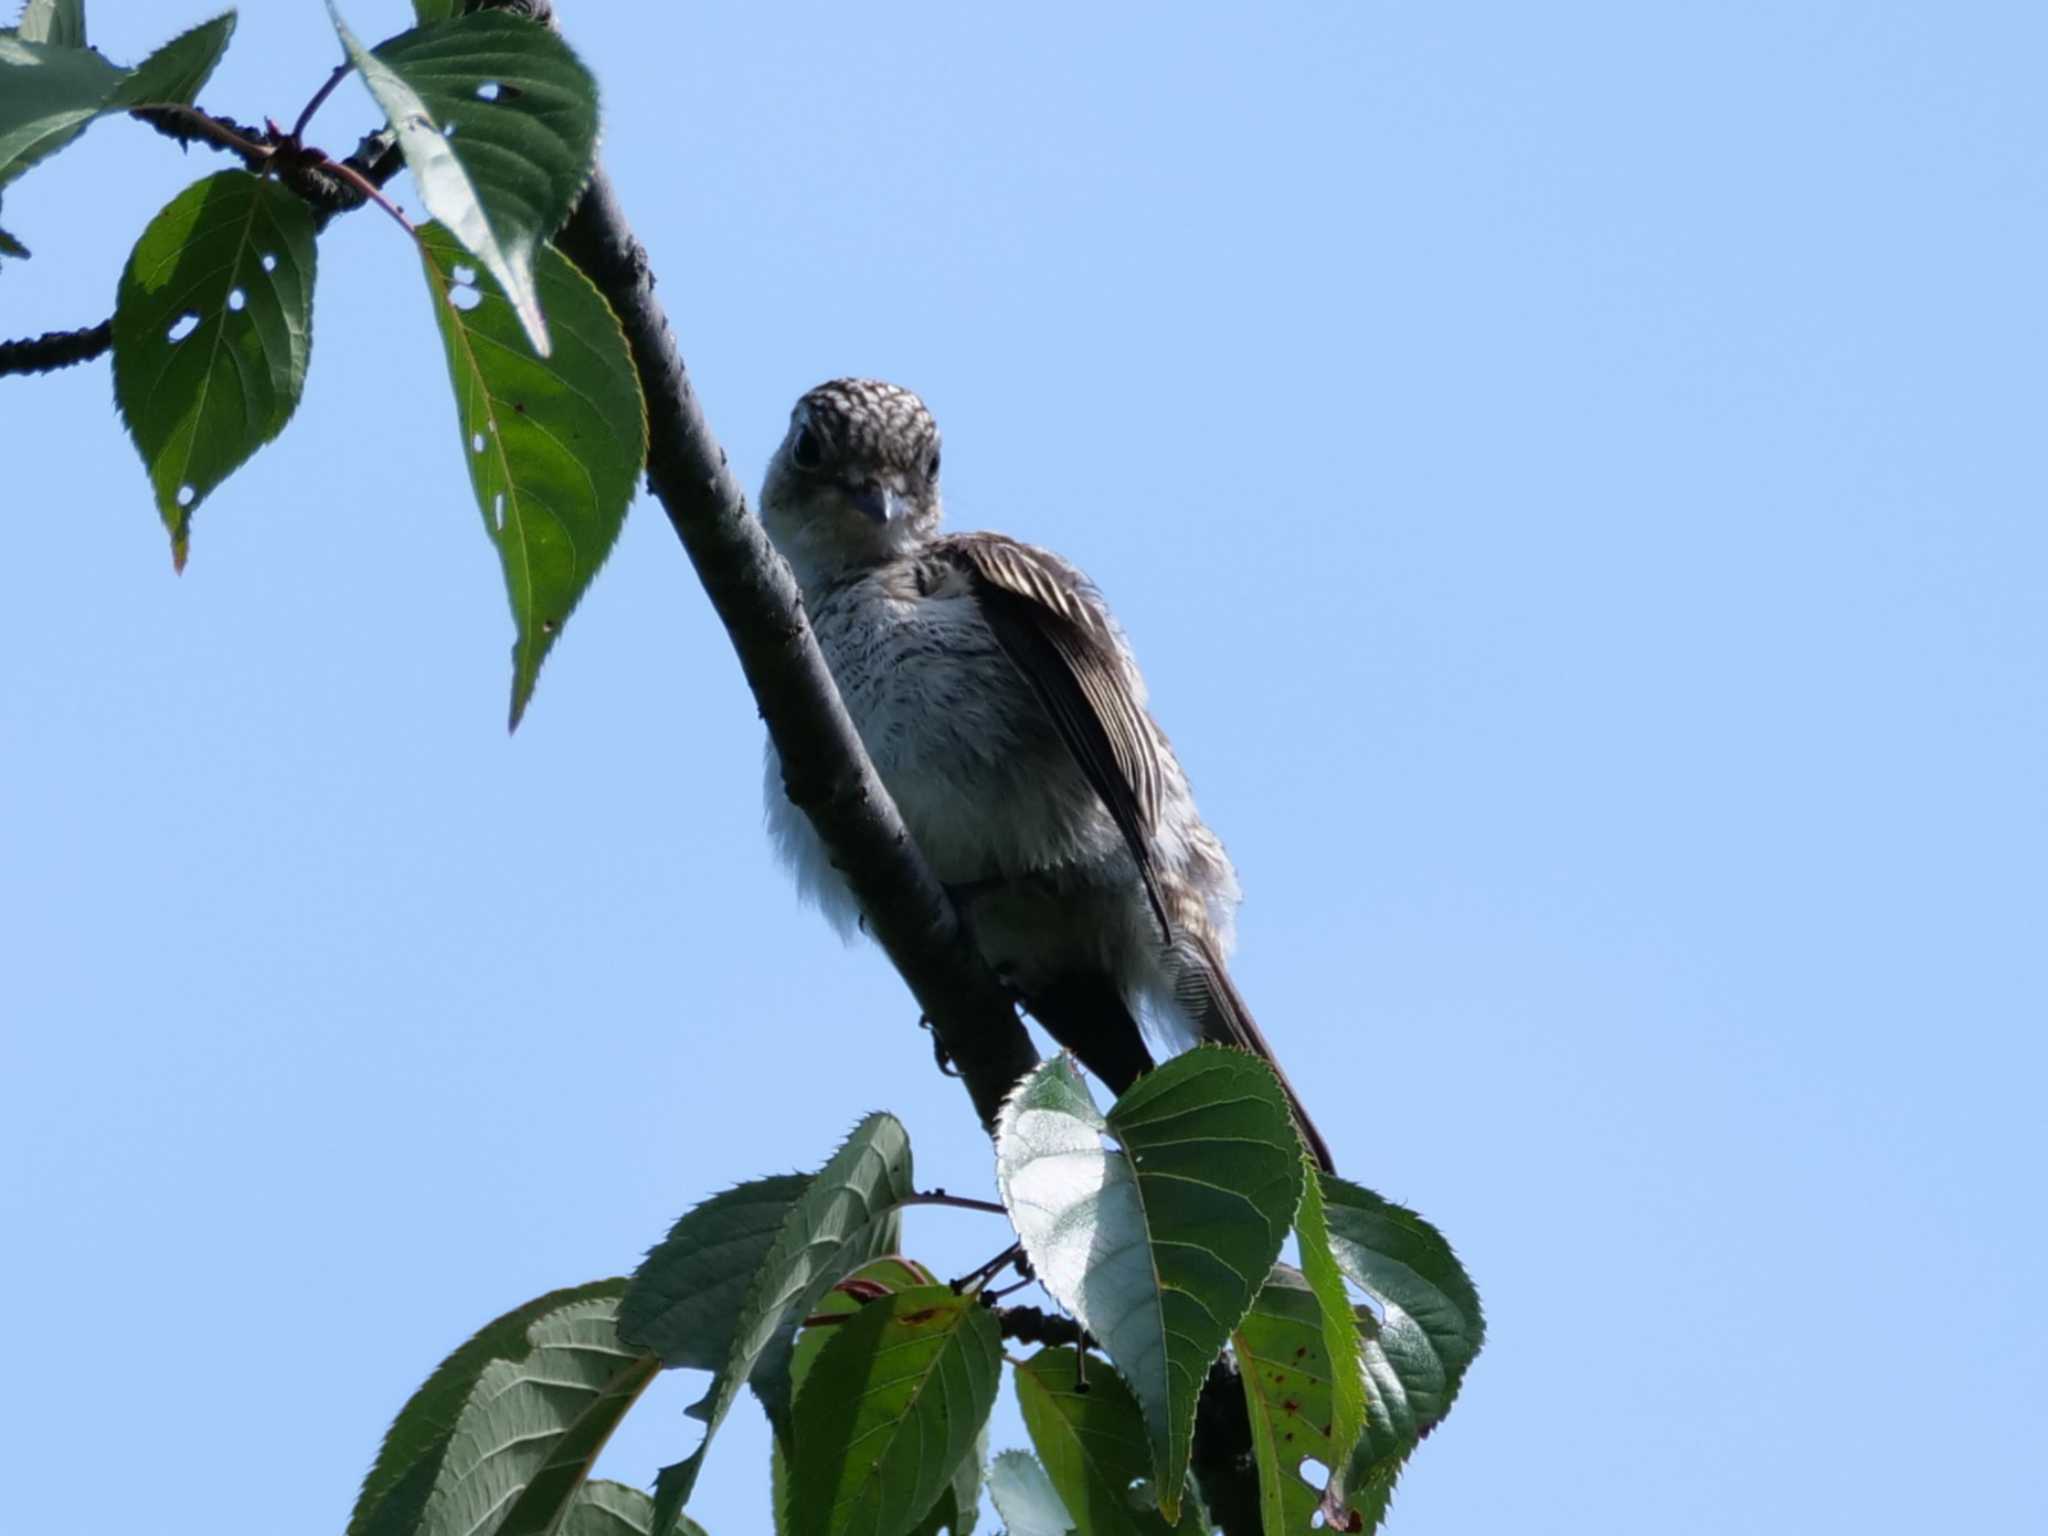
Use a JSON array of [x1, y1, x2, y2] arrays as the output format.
[[1170, 932, 1336, 1173]]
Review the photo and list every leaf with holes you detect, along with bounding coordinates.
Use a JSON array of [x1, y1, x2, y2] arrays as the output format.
[[347, 1280, 661, 1536], [332, 3, 597, 354], [17, 0, 86, 48], [1286, 1162, 1367, 1527], [416, 221, 642, 727], [1233, 1266, 1363, 1535], [985, 1450, 1074, 1536], [1014, 1348, 1207, 1536], [786, 1285, 1001, 1536], [1322, 1177, 1484, 1532], [996, 1050, 1303, 1521], [0, 14, 235, 191], [562, 1481, 706, 1536], [620, 1114, 915, 1536], [111, 168, 315, 569]]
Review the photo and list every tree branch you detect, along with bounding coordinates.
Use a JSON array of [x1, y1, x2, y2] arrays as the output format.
[[549, 172, 1040, 1132], [0, 321, 112, 376]]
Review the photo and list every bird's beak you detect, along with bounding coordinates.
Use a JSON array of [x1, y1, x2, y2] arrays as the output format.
[[847, 481, 904, 525]]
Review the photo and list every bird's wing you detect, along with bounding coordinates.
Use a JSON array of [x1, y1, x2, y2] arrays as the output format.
[[941, 532, 1173, 936]]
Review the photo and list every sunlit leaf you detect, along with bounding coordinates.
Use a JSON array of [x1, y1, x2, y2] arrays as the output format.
[[348, 1281, 660, 1536], [17, 0, 85, 48], [1321, 1177, 1484, 1531], [984, 1450, 1073, 1536], [111, 168, 315, 568], [996, 1050, 1302, 1520], [562, 1481, 706, 1536], [416, 221, 642, 726], [1233, 1267, 1360, 1535], [1287, 1164, 1366, 1526], [787, 1285, 1001, 1536], [0, 31, 121, 187], [0, 13, 233, 191], [620, 1114, 914, 1536], [107, 12, 235, 111], [333, 3, 598, 354]]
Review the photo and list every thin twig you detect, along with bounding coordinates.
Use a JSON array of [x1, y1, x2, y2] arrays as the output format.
[[292, 61, 352, 143], [899, 1190, 1009, 1217], [320, 155, 415, 233]]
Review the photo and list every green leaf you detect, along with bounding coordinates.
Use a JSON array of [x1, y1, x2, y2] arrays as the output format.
[[1286, 1164, 1366, 1526], [781, 1257, 940, 1427], [1320, 1177, 1483, 1529], [17, 0, 85, 48], [620, 1115, 915, 1536], [0, 31, 121, 187], [0, 13, 233, 191], [906, 1424, 985, 1536], [0, 191, 26, 259], [563, 1481, 706, 1536], [1232, 1267, 1360, 1535], [411, 0, 461, 24], [348, 1280, 661, 1536], [415, 222, 642, 727], [333, 4, 598, 355], [984, 1450, 1073, 1536], [996, 1049, 1303, 1521], [106, 12, 235, 111], [787, 1285, 1001, 1536], [112, 168, 316, 569], [771, 1256, 943, 1534], [1013, 1348, 1199, 1536]]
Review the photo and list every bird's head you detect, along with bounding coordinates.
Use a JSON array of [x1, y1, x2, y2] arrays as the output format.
[[760, 378, 943, 582]]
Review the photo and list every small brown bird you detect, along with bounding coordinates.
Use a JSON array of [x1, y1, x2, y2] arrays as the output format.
[[758, 378, 1333, 1171]]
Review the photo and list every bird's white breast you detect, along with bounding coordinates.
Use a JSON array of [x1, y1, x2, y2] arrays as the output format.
[[763, 563, 1127, 926]]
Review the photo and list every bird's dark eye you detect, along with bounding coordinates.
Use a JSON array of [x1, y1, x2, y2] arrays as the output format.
[[791, 425, 822, 471], [926, 449, 941, 482]]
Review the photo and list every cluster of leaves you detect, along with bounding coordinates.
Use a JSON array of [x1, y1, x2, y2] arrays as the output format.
[[346, 1050, 1483, 1536], [0, 0, 645, 726]]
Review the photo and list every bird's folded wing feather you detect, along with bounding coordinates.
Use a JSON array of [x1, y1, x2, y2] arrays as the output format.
[[942, 532, 1173, 935]]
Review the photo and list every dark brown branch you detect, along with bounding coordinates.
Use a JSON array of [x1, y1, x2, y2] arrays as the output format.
[[550, 171, 1041, 1132], [0, 321, 113, 376], [995, 1305, 1093, 1350]]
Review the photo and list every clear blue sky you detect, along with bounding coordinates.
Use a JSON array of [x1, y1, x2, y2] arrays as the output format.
[[4, 4, 2042, 1531]]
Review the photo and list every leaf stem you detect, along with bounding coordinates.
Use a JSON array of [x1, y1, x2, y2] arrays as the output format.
[[950, 1241, 1025, 1296], [292, 61, 353, 144], [320, 155, 416, 234], [900, 1189, 1008, 1216]]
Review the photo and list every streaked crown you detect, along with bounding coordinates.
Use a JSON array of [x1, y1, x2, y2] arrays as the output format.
[[793, 378, 941, 485]]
